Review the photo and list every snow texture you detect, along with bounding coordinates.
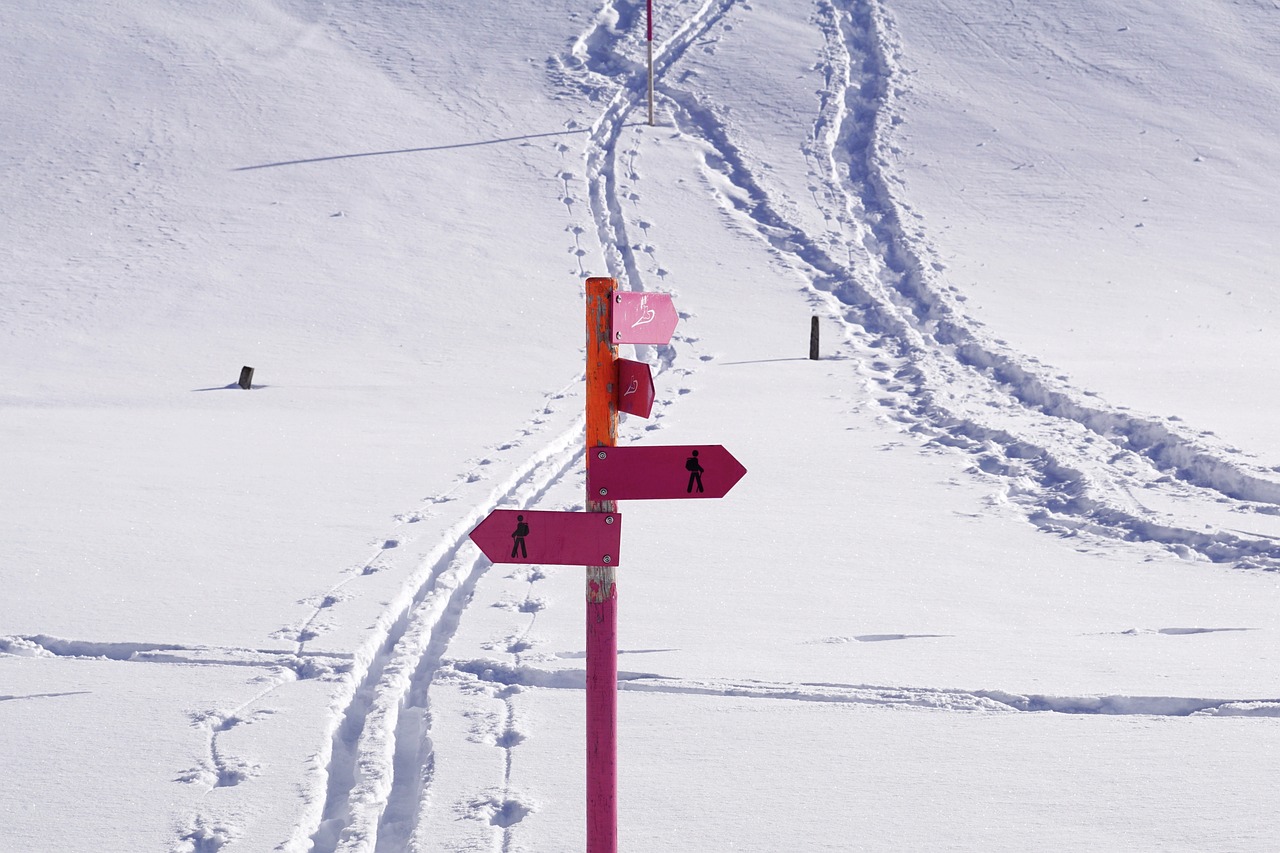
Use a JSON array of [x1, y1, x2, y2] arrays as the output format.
[[2, 0, 1279, 851]]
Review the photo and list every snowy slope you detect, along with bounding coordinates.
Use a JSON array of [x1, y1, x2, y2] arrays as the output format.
[[2, 0, 1279, 851], [888, 0, 1280, 455]]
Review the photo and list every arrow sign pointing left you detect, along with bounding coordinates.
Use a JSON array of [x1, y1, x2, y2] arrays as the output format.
[[469, 509, 622, 566]]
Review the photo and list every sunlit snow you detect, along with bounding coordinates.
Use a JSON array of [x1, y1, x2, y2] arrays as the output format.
[[3, 1, 1279, 851]]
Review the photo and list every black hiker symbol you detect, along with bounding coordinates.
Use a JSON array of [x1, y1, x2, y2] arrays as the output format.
[[511, 514, 530, 559], [685, 449, 705, 494]]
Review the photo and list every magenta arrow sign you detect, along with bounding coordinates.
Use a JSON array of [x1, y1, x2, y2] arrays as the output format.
[[616, 358, 656, 418], [612, 291, 678, 345], [469, 509, 622, 566], [587, 445, 747, 501]]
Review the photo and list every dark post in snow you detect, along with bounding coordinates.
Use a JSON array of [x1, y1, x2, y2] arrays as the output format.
[[809, 316, 820, 360], [238, 366, 255, 389]]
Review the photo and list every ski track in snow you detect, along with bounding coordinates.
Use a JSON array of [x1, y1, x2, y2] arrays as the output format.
[[1, 371, 586, 853], [296, 411, 588, 853], [657, 0, 1280, 570]]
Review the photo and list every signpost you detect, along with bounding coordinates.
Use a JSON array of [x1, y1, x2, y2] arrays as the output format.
[[466, 276, 745, 853]]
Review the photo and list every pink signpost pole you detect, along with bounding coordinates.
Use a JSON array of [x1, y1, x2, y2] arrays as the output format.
[[585, 277, 619, 853]]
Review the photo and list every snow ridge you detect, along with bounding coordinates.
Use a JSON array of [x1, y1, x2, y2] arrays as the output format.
[[446, 658, 1280, 719]]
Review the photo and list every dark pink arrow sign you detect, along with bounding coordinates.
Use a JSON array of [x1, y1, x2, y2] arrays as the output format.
[[612, 291, 678, 345], [469, 509, 622, 566], [616, 358, 655, 418], [587, 445, 747, 501]]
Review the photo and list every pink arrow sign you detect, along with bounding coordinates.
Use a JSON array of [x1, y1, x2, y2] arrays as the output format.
[[612, 291, 678, 345], [469, 509, 622, 566], [587, 445, 747, 501], [616, 358, 655, 418]]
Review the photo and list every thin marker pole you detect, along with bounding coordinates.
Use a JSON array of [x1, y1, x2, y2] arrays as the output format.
[[585, 277, 619, 853], [647, 0, 655, 126]]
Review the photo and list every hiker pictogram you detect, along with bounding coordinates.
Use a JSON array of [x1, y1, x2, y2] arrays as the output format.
[[511, 514, 530, 559], [685, 449, 704, 493]]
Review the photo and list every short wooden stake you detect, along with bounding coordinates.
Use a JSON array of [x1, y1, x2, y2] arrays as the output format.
[[238, 366, 255, 389], [809, 316, 820, 360]]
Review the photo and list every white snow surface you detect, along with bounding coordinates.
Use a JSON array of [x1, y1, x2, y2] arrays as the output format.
[[3, 0, 1279, 851]]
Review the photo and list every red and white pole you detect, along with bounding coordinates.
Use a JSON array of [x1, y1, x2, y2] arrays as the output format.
[[585, 277, 619, 853], [647, 0, 655, 126]]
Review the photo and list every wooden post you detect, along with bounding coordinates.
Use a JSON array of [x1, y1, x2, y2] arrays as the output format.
[[585, 277, 619, 853], [238, 366, 255, 389], [809, 316, 820, 360]]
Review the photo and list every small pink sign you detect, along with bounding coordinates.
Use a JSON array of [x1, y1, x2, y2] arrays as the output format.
[[616, 358, 656, 418], [469, 509, 622, 566], [587, 445, 747, 501], [612, 291, 678, 345]]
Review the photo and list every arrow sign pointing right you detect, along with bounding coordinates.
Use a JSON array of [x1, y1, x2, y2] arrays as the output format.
[[587, 445, 747, 501], [612, 291, 678, 345], [469, 509, 622, 566], [616, 358, 656, 418]]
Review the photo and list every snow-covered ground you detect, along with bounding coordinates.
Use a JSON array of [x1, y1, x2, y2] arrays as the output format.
[[2, 1, 1278, 851]]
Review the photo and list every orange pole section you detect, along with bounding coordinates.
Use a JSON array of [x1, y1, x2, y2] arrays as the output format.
[[586, 278, 619, 460]]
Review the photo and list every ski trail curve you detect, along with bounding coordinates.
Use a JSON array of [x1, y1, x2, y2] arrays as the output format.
[[831, 0, 1280, 563], [558, 0, 739, 293], [653, 0, 1280, 569], [291, 417, 585, 853], [571, 0, 742, 391]]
